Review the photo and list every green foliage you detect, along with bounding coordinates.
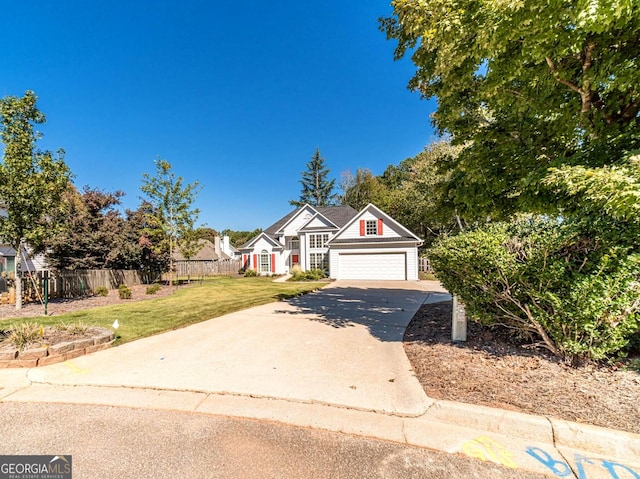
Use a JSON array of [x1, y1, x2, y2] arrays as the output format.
[[47, 186, 143, 270], [289, 269, 327, 282], [0, 91, 72, 309], [341, 140, 465, 245], [118, 284, 132, 300], [339, 168, 390, 211], [95, 286, 109, 297], [290, 148, 338, 207], [243, 269, 259, 277], [429, 217, 640, 362], [381, 0, 640, 219], [146, 283, 161, 295], [221, 228, 263, 248], [140, 157, 202, 279]]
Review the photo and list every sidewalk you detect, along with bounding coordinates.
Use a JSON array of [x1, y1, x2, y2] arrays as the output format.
[[1, 280, 638, 478]]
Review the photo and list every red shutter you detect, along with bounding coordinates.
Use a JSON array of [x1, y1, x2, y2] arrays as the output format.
[[359, 220, 365, 236], [243, 254, 248, 269], [271, 254, 276, 273], [253, 254, 258, 271], [378, 218, 383, 236]]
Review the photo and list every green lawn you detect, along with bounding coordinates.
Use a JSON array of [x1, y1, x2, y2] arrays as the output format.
[[10, 277, 326, 345]]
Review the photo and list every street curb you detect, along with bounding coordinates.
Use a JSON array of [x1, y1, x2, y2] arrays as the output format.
[[425, 400, 554, 444], [549, 417, 640, 459], [425, 399, 640, 459], [2, 383, 640, 477]]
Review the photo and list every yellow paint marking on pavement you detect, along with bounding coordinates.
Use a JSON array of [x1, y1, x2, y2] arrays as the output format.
[[63, 360, 88, 374], [461, 436, 518, 469]]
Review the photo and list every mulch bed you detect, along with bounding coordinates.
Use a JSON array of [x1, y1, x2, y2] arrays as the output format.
[[404, 301, 640, 435]]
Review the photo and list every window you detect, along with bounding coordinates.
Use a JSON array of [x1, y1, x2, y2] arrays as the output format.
[[260, 250, 271, 273], [365, 220, 378, 236], [309, 233, 329, 249], [290, 237, 299, 249], [309, 253, 328, 270]]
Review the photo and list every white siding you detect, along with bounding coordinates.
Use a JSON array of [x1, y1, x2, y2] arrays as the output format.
[[281, 206, 315, 237], [329, 245, 419, 281], [339, 211, 403, 240]]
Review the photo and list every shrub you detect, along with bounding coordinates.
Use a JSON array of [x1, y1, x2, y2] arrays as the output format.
[[5, 322, 42, 350], [53, 321, 90, 335], [95, 286, 109, 297], [428, 216, 640, 363], [118, 284, 132, 299], [146, 283, 161, 295], [289, 269, 326, 282], [244, 269, 259, 277]]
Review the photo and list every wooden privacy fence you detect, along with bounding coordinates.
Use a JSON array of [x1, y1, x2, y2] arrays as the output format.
[[173, 259, 242, 278], [418, 257, 434, 273], [24, 269, 145, 299]]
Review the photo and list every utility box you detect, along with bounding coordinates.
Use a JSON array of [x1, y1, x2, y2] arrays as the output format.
[[452, 295, 467, 342]]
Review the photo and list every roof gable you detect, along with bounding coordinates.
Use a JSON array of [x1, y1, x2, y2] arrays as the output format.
[[298, 211, 339, 232], [240, 232, 282, 250], [262, 204, 316, 236], [328, 203, 422, 245]]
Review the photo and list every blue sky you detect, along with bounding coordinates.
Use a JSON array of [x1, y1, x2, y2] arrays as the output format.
[[3, 1, 437, 231]]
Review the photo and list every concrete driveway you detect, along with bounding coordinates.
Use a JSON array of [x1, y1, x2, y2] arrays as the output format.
[[24, 280, 449, 416]]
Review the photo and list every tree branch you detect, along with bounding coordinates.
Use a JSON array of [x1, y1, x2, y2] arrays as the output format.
[[545, 57, 581, 94]]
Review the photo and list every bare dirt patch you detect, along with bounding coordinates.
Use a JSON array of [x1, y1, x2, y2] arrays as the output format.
[[404, 300, 640, 435], [0, 283, 177, 321]]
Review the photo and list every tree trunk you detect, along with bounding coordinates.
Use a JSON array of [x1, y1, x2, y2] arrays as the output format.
[[15, 240, 23, 310]]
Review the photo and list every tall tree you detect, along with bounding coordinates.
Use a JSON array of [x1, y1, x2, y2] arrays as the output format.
[[140, 158, 202, 285], [381, 0, 640, 219], [46, 186, 142, 270], [339, 168, 390, 211], [290, 148, 338, 207], [387, 141, 466, 244], [0, 91, 71, 309]]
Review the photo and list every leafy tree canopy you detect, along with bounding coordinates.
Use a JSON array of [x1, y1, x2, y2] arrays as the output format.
[[140, 158, 202, 283], [0, 90, 71, 308], [46, 186, 142, 270], [220, 228, 263, 248], [381, 0, 640, 219], [290, 148, 338, 207]]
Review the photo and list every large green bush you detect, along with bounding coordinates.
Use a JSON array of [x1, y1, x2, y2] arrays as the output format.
[[429, 216, 640, 363]]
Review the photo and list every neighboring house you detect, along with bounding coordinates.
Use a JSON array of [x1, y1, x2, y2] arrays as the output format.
[[240, 203, 423, 281], [221, 235, 240, 260], [174, 239, 220, 261], [173, 236, 240, 261], [0, 244, 47, 275]]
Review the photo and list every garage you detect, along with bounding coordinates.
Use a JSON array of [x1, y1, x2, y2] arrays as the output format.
[[337, 252, 407, 280]]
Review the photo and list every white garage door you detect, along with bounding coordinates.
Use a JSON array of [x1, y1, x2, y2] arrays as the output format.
[[337, 253, 406, 280]]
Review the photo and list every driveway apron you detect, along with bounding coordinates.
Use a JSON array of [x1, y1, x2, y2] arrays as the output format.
[[26, 281, 450, 416]]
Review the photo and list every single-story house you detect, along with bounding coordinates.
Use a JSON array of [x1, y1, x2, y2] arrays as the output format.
[[239, 203, 422, 281]]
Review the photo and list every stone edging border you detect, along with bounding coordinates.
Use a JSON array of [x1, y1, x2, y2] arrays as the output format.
[[0, 328, 115, 368]]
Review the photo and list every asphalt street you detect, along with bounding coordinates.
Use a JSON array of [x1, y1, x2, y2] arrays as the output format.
[[0, 402, 551, 479]]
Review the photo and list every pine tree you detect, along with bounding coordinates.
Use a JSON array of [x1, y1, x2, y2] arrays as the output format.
[[290, 148, 337, 207]]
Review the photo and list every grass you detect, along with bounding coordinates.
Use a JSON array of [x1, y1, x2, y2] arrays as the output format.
[[10, 277, 325, 345]]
